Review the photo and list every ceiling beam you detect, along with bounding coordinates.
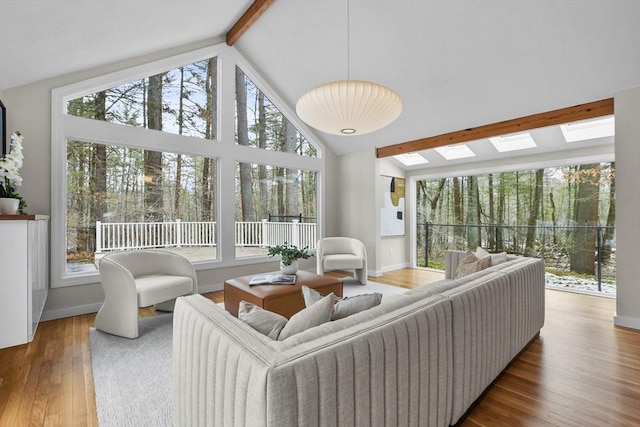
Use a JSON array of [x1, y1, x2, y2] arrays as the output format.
[[226, 0, 275, 46], [376, 98, 614, 158]]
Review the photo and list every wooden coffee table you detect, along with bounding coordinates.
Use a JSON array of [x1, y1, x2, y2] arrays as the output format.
[[224, 271, 342, 319]]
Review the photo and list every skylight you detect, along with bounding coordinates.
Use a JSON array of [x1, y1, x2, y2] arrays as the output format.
[[394, 152, 429, 166], [434, 144, 476, 160], [489, 132, 537, 152], [560, 116, 615, 143]]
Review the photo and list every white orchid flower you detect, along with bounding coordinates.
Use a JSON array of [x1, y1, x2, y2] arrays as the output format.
[[0, 131, 25, 193]]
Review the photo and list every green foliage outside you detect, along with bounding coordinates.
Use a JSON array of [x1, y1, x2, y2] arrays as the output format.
[[417, 164, 616, 292]]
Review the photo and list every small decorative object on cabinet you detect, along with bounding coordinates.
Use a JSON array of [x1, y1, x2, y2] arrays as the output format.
[[0, 197, 19, 214], [0, 215, 49, 349], [0, 131, 28, 214]]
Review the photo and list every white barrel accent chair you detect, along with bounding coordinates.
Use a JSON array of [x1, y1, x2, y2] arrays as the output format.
[[316, 237, 368, 284], [95, 250, 197, 338]]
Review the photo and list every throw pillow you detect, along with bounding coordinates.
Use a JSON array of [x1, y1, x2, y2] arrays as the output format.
[[455, 251, 479, 278], [490, 252, 508, 265], [475, 246, 491, 259], [302, 286, 382, 320], [479, 255, 491, 270], [278, 292, 335, 340], [238, 300, 288, 340], [332, 293, 383, 320], [455, 251, 490, 279], [301, 285, 326, 307], [476, 246, 509, 266]]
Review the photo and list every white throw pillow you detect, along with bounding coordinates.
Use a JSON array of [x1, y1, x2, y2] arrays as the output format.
[[475, 246, 491, 259], [490, 252, 508, 265], [475, 246, 508, 266], [238, 300, 288, 340], [301, 285, 326, 307], [302, 285, 382, 320], [278, 292, 335, 340]]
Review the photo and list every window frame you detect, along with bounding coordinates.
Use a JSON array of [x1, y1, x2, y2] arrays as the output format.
[[51, 43, 326, 287]]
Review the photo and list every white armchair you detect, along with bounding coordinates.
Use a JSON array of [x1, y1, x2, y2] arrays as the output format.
[[95, 250, 197, 338], [316, 237, 368, 284]]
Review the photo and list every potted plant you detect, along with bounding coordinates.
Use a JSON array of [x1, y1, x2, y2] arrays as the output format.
[[268, 242, 311, 274], [0, 131, 27, 215]]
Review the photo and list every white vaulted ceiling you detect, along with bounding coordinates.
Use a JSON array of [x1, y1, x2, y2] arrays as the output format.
[[0, 0, 638, 162]]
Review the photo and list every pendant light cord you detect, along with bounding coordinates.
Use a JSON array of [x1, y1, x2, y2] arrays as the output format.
[[347, 0, 350, 81]]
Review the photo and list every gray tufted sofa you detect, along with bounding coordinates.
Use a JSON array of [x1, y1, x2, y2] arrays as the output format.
[[172, 250, 545, 426]]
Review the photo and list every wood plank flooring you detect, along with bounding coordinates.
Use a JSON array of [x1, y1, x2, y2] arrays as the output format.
[[0, 269, 638, 426]]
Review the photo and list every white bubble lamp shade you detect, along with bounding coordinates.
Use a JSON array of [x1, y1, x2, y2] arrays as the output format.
[[296, 80, 403, 136]]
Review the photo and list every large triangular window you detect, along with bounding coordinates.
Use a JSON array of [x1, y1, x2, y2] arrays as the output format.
[[68, 58, 218, 141], [235, 67, 316, 157]]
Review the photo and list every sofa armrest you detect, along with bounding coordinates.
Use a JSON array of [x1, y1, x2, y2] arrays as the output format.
[[173, 295, 276, 427]]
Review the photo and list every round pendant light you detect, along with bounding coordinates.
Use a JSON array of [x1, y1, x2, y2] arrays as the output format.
[[296, 80, 403, 136]]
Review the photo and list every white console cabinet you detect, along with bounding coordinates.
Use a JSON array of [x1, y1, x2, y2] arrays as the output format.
[[0, 215, 49, 349]]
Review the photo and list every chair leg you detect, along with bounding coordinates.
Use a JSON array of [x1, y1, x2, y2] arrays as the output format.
[[95, 298, 140, 339], [355, 268, 367, 285], [155, 298, 177, 312]]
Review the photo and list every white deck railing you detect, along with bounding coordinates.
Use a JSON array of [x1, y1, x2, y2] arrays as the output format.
[[96, 219, 316, 253]]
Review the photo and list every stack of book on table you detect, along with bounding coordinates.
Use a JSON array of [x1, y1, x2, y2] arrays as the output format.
[[249, 274, 297, 285]]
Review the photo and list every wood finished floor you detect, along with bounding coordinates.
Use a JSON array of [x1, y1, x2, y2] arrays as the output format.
[[0, 269, 638, 426]]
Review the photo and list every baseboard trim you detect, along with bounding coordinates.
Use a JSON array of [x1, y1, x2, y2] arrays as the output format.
[[382, 262, 410, 273], [368, 269, 383, 278], [614, 314, 640, 330], [41, 283, 224, 321], [198, 283, 224, 293], [41, 302, 103, 321]]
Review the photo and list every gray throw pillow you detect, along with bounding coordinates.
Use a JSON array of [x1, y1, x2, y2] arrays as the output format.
[[238, 300, 288, 340], [332, 293, 382, 320], [302, 285, 382, 320], [279, 292, 334, 340]]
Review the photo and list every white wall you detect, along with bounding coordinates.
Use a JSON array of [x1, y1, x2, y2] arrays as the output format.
[[336, 149, 379, 275], [323, 147, 340, 238], [614, 87, 640, 330], [0, 38, 325, 320], [334, 150, 409, 276]]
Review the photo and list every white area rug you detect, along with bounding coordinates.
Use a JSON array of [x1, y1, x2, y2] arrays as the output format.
[[90, 314, 173, 427], [89, 279, 406, 426]]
